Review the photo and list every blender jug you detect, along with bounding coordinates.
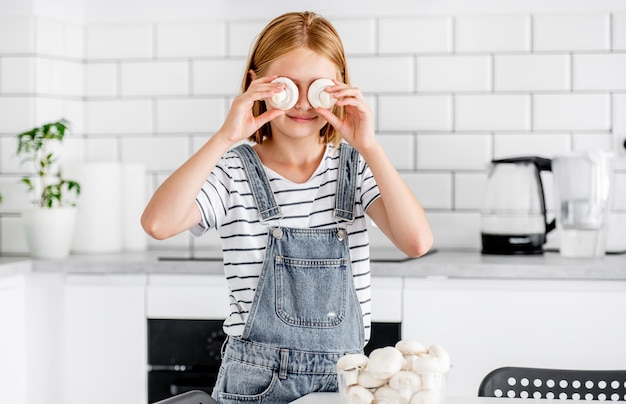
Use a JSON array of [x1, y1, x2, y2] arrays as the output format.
[[552, 151, 613, 258]]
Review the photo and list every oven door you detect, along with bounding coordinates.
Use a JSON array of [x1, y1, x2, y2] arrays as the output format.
[[148, 368, 216, 403]]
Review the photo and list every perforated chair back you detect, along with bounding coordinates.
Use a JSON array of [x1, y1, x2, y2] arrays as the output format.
[[478, 367, 626, 401]]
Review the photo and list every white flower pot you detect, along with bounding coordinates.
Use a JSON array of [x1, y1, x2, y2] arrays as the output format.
[[21, 206, 77, 259]]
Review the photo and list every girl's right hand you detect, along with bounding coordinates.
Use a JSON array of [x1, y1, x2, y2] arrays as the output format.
[[217, 75, 286, 144]]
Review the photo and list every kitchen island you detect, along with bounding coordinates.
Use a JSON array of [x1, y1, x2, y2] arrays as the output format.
[[1, 249, 625, 404], [1, 248, 625, 279], [291, 393, 523, 404]]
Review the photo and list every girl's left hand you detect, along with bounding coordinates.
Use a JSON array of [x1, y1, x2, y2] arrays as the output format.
[[315, 81, 376, 152]]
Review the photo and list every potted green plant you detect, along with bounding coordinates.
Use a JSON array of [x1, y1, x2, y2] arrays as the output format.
[[17, 118, 81, 259]]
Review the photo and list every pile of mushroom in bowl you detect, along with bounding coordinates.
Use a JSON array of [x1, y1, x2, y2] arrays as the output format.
[[336, 340, 450, 404]]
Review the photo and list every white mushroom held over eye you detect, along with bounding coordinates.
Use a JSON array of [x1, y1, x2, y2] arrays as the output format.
[[268, 77, 298, 110], [307, 78, 336, 109]]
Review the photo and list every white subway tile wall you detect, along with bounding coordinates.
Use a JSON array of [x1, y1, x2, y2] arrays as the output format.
[[455, 15, 531, 52], [0, 18, 34, 54], [156, 22, 226, 58], [573, 53, 626, 90], [120, 61, 189, 96], [1, 11, 625, 255], [533, 14, 611, 52], [333, 19, 377, 55], [615, 14, 626, 50], [455, 95, 531, 131], [416, 55, 492, 92], [0, 57, 35, 94], [494, 54, 570, 92], [379, 17, 453, 54]]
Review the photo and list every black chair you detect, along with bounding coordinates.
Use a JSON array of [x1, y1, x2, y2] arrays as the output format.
[[478, 367, 626, 401]]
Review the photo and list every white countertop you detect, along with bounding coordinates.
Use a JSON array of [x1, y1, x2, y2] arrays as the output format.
[[290, 393, 525, 404], [1, 248, 625, 280]]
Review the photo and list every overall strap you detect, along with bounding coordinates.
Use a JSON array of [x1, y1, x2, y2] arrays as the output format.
[[334, 143, 359, 223], [232, 144, 283, 222]]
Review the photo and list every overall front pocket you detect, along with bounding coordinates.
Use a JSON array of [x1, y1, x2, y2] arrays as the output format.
[[274, 256, 348, 328], [215, 359, 278, 403]]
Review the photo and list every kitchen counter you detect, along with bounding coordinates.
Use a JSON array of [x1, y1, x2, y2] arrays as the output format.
[[290, 393, 522, 404], [1, 248, 625, 280], [3, 249, 625, 402]]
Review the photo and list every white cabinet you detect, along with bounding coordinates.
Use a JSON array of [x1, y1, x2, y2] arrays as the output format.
[[5, 261, 626, 403], [0, 273, 64, 404], [64, 274, 147, 404], [0, 275, 28, 404], [371, 276, 403, 322], [402, 278, 626, 398], [146, 274, 230, 319]]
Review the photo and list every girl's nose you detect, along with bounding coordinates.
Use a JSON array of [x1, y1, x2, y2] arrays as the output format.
[[294, 85, 312, 110]]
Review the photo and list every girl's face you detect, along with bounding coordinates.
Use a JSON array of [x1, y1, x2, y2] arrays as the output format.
[[263, 47, 339, 142]]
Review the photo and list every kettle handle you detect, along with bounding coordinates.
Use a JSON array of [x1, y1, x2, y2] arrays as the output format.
[[532, 157, 556, 236]]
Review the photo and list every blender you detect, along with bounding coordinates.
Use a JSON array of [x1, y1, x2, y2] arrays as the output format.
[[552, 151, 613, 258]]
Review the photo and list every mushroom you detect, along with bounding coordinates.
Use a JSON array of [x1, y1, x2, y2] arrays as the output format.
[[395, 340, 427, 356], [427, 345, 450, 372], [343, 385, 374, 404], [366, 346, 404, 380], [409, 390, 442, 404], [395, 340, 427, 370], [387, 370, 420, 403], [389, 370, 422, 393], [307, 78, 336, 109], [374, 385, 404, 404], [268, 77, 298, 110], [411, 355, 443, 391], [336, 353, 369, 387], [357, 369, 387, 389]]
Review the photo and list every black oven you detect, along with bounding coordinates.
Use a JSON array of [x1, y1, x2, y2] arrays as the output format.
[[147, 319, 400, 403], [148, 319, 226, 403]]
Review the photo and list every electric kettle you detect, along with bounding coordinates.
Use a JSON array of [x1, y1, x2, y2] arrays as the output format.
[[481, 156, 556, 255]]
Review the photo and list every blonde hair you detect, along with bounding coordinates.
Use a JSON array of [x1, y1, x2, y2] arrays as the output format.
[[243, 11, 348, 145]]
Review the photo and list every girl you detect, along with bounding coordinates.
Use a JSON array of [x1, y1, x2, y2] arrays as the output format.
[[141, 11, 433, 404]]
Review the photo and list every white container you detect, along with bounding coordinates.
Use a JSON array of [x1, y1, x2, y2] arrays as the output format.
[[21, 206, 77, 259], [64, 162, 123, 254]]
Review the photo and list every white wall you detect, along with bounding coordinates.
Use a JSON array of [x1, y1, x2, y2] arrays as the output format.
[[1, 0, 625, 254], [80, 0, 626, 21]]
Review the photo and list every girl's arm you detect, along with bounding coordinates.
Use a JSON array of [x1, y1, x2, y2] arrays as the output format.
[[316, 82, 433, 257], [141, 76, 285, 240], [358, 144, 433, 258], [140, 135, 233, 240]]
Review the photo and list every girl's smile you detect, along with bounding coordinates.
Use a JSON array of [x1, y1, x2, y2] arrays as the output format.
[[286, 113, 318, 124]]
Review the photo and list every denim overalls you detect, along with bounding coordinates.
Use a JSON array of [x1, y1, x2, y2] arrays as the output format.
[[211, 143, 364, 403]]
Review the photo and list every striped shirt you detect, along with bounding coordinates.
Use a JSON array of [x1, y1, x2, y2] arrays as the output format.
[[191, 143, 381, 343]]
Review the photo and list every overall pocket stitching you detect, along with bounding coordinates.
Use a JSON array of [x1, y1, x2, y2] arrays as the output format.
[[217, 361, 279, 402], [275, 256, 347, 328]]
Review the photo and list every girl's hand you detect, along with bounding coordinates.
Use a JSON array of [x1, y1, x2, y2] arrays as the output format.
[[315, 81, 376, 152], [217, 75, 285, 145]]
